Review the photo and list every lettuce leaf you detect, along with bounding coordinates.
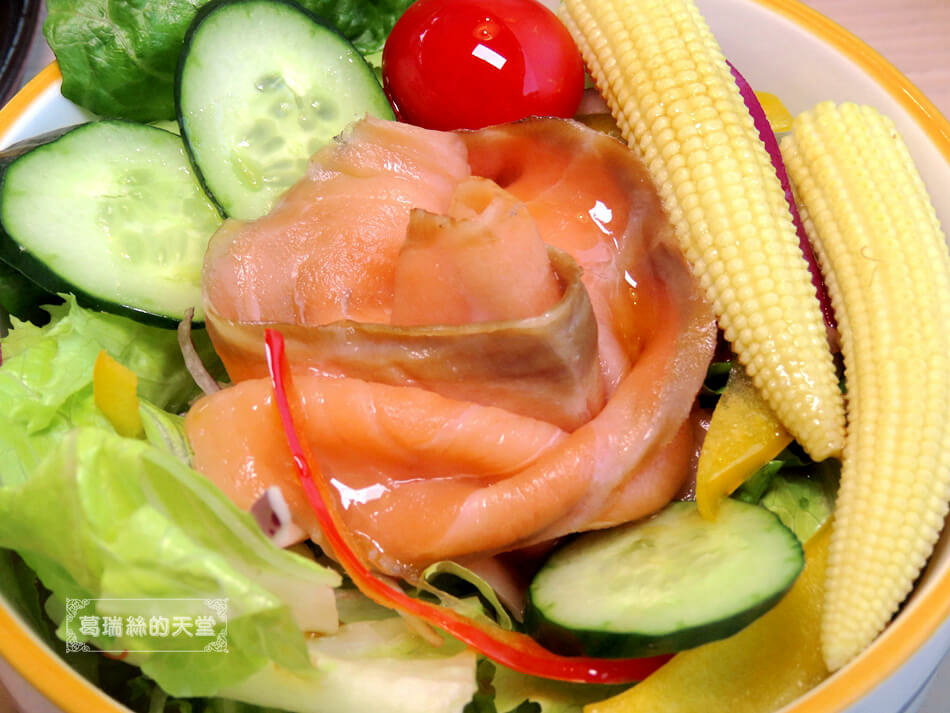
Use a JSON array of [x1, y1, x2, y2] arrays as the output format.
[[0, 426, 478, 710], [1, 295, 222, 415], [0, 427, 341, 696], [759, 462, 839, 543], [221, 617, 477, 713], [304, 0, 414, 55], [465, 660, 540, 713], [729, 444, 838, 544], [0, 549, 57, 648], [0, 548, 105, 683], [44, 0, 412, 121], [0, 296, 342, 696], [0, 296, 209, 477], [0, 295, 480, 712], [490, 662, 627, 713], [422, 561, 515, 630], [462, 659, 627, 713]]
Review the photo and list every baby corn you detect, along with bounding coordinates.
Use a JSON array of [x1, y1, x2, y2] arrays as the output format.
[[560, 0, 845, 461], [781, 102, 950, 670]]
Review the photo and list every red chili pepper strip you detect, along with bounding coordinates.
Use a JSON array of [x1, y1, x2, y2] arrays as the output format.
[[264, 328, 671, 684]]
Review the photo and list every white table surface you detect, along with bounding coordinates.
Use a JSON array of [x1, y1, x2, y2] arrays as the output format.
[[2, 1, 949, 712]]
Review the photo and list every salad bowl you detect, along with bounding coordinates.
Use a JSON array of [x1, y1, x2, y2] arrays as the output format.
[[1, 0, 950, 712]]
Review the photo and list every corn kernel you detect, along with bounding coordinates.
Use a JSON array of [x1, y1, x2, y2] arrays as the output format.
[[561, 0, 845, 461], [781, 101, 950, 670]]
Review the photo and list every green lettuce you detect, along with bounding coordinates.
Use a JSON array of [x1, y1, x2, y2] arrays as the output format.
[[0, 549, 105, 683], [0, 296, 210, 476], [0, 426, 341, 696], [465, 660, 627, 713], [117, 671, 293, 713], [1, 295, 222, 416], [0, 296, 481, 711], [306, 0, 415, 56], [0, 296, 340, 696], [0, 424, 478, 710], [465, 660, 540, 713], [760, 462, 839, 543], [422, 561, 515, 630], [223, 618, 477, 713], [0, 549, 60, 651], [44, 0, 413, 121], [729, 445, 838, 544]]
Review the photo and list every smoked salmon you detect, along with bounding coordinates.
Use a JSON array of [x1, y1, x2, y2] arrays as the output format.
[[185, 116, 716, 573]]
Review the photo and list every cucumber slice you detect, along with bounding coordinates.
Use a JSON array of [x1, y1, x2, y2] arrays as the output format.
[[177, 0, 395, 221], [0, 121, 222, 326], [524, 499, 804, 658]]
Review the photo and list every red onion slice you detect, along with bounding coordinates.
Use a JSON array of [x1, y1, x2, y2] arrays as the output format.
[[728, 62, 837, 334], [250, 485, 307, 547]]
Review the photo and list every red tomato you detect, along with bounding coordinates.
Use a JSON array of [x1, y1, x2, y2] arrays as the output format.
[[382, 0, 586, 131]]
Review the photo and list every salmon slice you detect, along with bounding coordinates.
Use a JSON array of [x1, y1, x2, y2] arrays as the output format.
[[185, 374, 569, 568], [461, 120, 676, 393], [438, 251, 715, 557], [391, 177, 562, 326], [187, 247, 712, 570], [206, 245, 604, 430], [203, 117, 471, 328], [203, 119, 606, 429], [188, 117, 716, 571]]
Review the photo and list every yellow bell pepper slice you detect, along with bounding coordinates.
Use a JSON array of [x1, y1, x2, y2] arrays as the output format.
[[586, 525, 831, 713], [754, 91, 794, 133], [696, 365, 793, 520], [93, 350, 144, 439]]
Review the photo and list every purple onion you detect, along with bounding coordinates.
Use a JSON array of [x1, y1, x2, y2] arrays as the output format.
[[250, 486, 307, 547], [728, 61, 837, 335]]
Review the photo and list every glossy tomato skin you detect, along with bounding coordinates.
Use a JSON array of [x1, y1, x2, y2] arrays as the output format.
[[382, 0, 586, 131]]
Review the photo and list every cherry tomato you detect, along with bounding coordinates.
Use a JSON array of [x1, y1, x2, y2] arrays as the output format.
[[382, 0, 586, 131]]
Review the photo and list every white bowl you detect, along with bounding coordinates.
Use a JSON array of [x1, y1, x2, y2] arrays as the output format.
[[2, 1, 950, 712]]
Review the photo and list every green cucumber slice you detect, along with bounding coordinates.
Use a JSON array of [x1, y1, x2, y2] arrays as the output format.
[[177, 0, 395, 220], [524, 499, 804, 658], [0, 121, 222, 326]]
